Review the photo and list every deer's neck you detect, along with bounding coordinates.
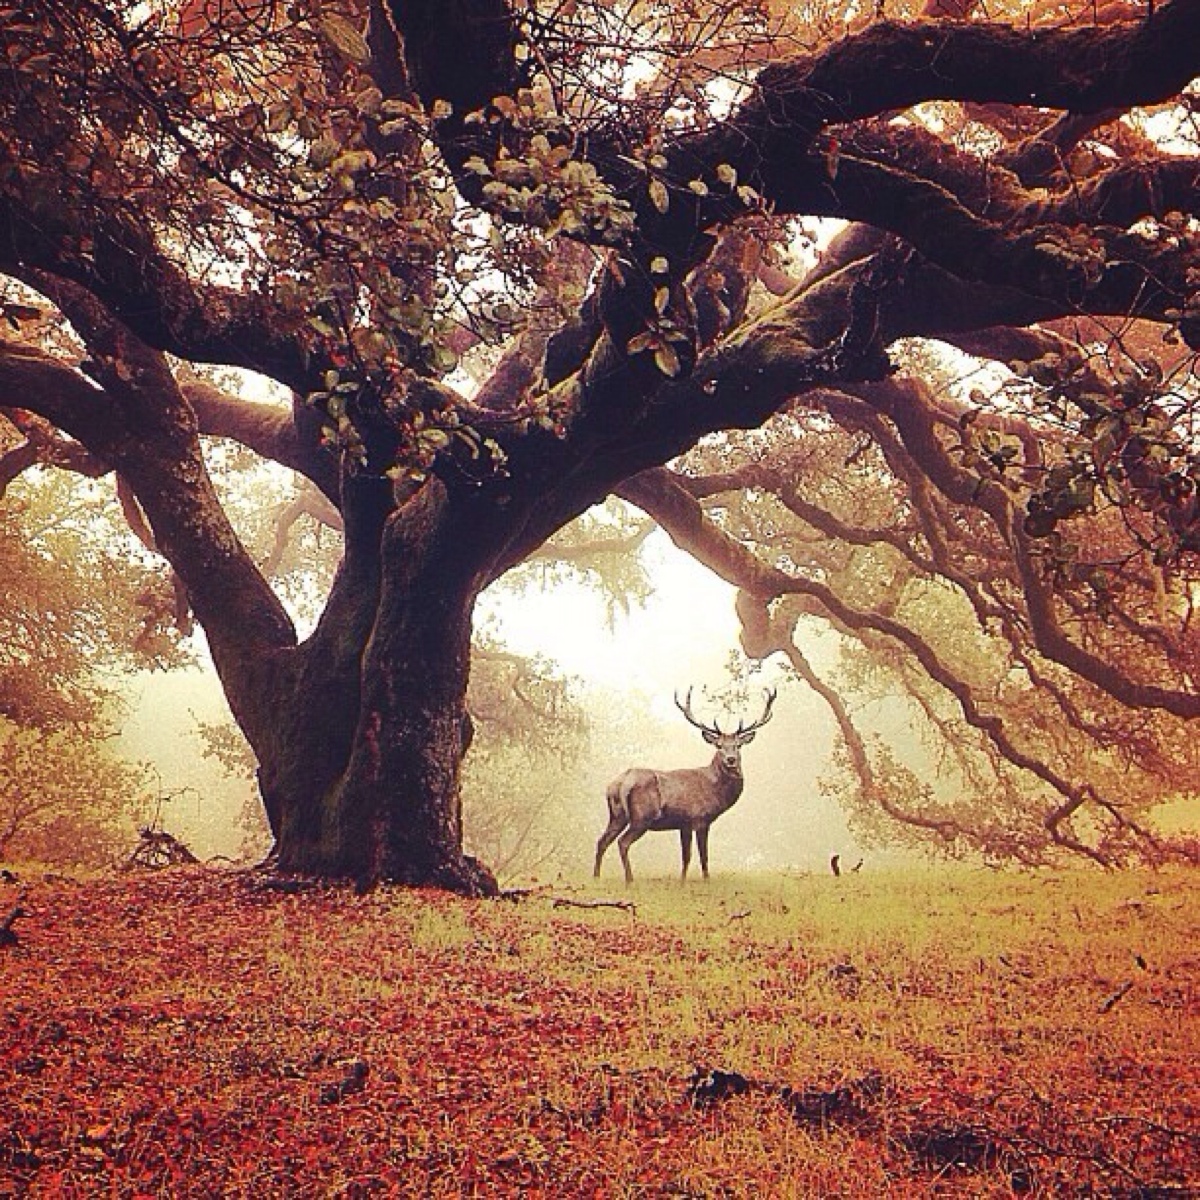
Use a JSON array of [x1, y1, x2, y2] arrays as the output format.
[[709, 754, 744, 807]]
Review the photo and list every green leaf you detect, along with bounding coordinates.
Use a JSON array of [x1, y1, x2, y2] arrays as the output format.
[[319, 15, 370, 65], [654, 344, 681, 377]]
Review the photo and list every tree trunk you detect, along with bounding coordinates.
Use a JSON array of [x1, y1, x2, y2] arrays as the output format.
[[263, 480, 498, 896]]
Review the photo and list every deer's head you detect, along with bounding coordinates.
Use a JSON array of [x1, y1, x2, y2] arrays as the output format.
[[675, 688, 777, 773]]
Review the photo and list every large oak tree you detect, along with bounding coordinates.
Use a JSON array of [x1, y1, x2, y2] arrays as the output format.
[[1, 0, 1197, 891]]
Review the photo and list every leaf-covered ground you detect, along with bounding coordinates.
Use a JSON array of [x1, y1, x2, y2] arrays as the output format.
[[1, 865, 1196, 1196]]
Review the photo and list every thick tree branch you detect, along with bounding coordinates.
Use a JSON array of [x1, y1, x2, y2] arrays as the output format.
[[0, 200, 314, 392], [183, 381, 338, 503], [261, 483, 344, 581], [0, 338, 119, 447], [0, 407, 109, 496], [803, 149, 1195, 333], [397, 0, 1199, 354], [0, 302, 296, 665], [0, 433, 37, 497]]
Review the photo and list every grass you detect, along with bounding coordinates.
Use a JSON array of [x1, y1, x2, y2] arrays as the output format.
[[0, 864, 1196, 1196]]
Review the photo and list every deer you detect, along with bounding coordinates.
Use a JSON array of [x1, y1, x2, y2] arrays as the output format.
[[594, 688, 776, 885]]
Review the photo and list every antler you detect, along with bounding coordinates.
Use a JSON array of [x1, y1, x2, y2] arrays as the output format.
[[675, 688, 724, 736], [736, 688, 777, 735], [677, 687, 778, 736]]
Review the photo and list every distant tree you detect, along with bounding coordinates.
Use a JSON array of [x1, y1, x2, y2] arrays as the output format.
[[1, 0, 1197, 891], [0, 464, 173, 865], [0, 718, 150, 867], [675, 412, 1199, 864]]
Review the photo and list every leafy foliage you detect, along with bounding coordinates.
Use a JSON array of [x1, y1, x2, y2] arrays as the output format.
[[0, 718, 149, 866], [0, 470, 189, 728], [0, 467, 177, 866]]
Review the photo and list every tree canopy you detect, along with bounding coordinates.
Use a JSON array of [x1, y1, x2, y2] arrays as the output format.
[[1, 0, 1197, 890]]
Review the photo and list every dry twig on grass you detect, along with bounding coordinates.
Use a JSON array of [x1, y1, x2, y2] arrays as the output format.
[[551, 897, 637, 915], [1098, 980, 1135, 1013]]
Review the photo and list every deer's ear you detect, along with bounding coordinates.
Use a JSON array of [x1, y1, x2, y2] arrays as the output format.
[[702, 729, 721, 745], [739, 731, 757, 746]]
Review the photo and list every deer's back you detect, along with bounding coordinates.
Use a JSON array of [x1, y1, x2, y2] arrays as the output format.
[[612, 764, 738, 828]]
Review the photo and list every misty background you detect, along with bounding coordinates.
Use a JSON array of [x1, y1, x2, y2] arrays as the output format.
[[118, 523, 875, 877]]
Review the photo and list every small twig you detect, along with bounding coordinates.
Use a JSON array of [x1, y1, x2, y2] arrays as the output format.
[[1093, 1113, 1200, 1143], [1098, 979, 1134, 1013], [998, 954, 1034, 978], [498, 884, 554, 903], [551, 897, 637, 915], [727, 909, 752, 922]]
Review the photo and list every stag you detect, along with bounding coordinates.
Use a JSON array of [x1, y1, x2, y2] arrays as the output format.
[[594, 688, 776, 884]]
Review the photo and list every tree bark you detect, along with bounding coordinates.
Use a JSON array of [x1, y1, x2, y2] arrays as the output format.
[[265, 479, 497, 894]]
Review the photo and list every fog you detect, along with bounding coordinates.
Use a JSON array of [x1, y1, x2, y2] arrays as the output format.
[[119, 667, 259, 862]]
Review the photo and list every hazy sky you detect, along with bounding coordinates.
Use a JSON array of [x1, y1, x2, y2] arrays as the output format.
[[480, 531, 740, 695]]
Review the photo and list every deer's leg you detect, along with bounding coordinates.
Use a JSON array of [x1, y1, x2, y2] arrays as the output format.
[[594, 815, 626, 878], [679, 827, 693, 882], [696, 825, 711, 879], [617, 826, 644, 886]]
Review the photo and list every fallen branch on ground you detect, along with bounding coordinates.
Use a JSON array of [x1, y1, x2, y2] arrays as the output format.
[[551, 897, 637, 915], [123, 828, 201, 870], [498, 885, 554, 903]]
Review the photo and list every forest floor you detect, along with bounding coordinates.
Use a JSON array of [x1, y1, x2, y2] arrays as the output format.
[[0, 863, 1196, 1197]]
